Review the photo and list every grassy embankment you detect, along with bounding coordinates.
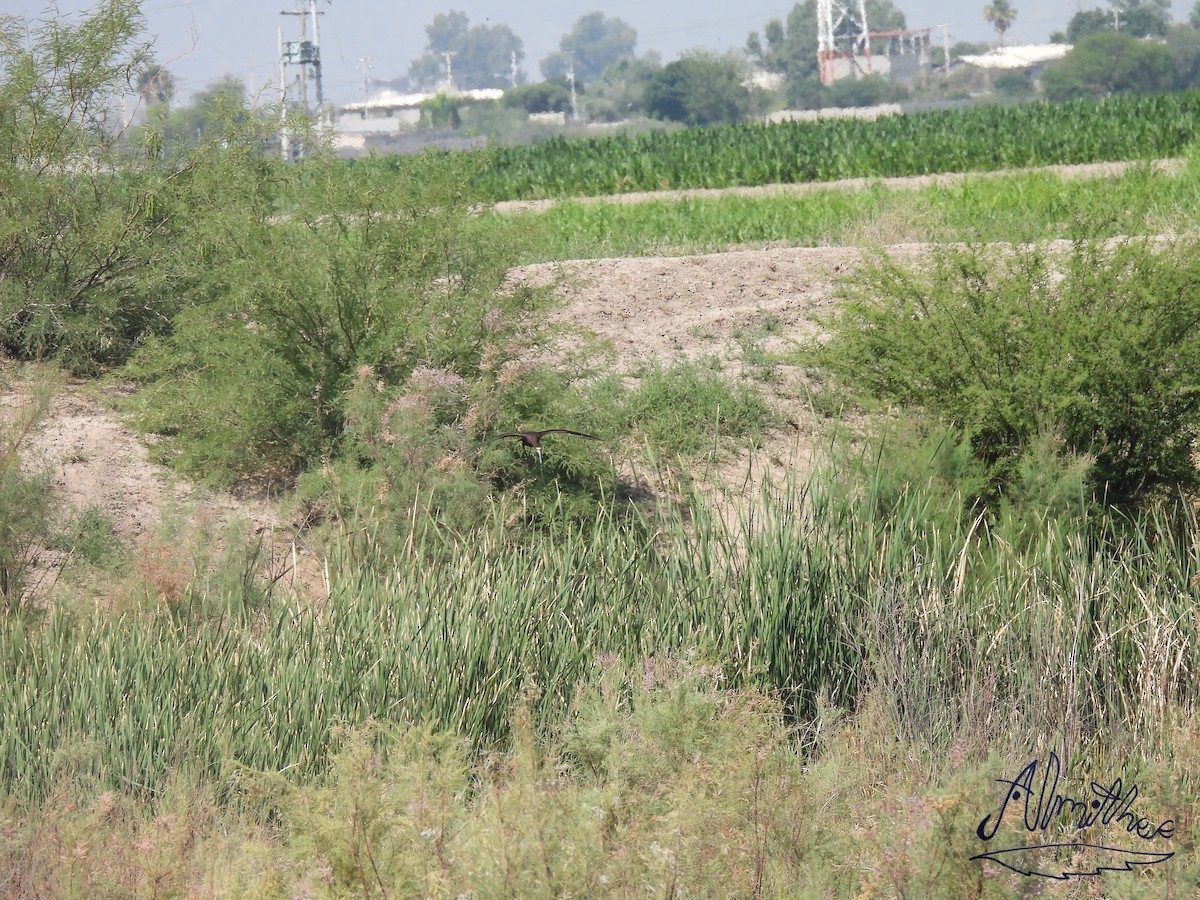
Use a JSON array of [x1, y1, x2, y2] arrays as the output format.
[[496, 156, 1200, 261]]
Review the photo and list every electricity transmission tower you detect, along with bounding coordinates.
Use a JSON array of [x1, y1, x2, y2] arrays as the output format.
[[817, 0, 871, 84]]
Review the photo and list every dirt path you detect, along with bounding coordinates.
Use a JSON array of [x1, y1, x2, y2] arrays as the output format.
[[527, 244, 928, 371], [2, 371, 316, 603]]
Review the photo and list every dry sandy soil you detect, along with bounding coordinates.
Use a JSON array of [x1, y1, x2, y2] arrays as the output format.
[[3, 373, 311, 603], [4, 162, 1164, 599]]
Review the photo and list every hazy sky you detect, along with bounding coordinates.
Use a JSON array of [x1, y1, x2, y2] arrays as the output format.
[[7, 1, 1184, 105]]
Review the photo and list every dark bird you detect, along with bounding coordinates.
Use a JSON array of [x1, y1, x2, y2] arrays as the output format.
[[490, 428, 598, 461]]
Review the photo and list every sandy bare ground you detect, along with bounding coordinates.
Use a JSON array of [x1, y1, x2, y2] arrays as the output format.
[[526, 244, 928, 371], [513, 244, 917, 509], [2, 371, 316, 603]]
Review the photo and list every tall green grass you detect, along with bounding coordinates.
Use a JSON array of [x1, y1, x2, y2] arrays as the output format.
[[496, 159, 1200, 263], [4, 454, 1197, 802], [17, 656, 1194, 898]]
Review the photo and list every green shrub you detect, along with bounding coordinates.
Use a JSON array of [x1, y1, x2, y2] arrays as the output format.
[[626, 357, 773, 456], [125, 149, 553, 482], [812, 238, 1200, 505], [0, 370, 56, 610], [0, 1, 283, 375]]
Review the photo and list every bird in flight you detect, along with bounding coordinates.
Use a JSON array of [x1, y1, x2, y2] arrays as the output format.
[[488, 428, 599, 461]]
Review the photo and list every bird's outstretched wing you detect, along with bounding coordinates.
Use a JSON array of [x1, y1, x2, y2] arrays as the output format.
[[538, 429, 599, 440]]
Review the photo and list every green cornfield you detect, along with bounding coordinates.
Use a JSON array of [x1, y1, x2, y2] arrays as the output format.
[[452, 93, 1200, 200]]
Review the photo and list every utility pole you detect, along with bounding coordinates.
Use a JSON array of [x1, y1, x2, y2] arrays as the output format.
[[442, 50, 456, 92], [278, 0, 325, 160], [510, 50, 519, 87], [278, 26, 289, 160], [940, 23, 950, 76], [279, 0, 325, 111], [358, 56, 373, 116], [566, 59, 578, 121]]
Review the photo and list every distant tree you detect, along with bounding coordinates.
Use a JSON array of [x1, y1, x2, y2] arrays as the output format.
[[859, 0, 908, 51], [747, 2, 819, 81], [502, 77, 576, 114], [418, 91, 502, 128], [1062, 9, 1114, 42], [643, 53, 757, 126], [541, 13, 637, 83], [1192, 0, 1200, 27], [983, 0, 1018, 44], [1165, 24, 1200, 89], [1116, 0, 1172, 38], [1063, 1, 1171, 40], [825, 73, 909, 107], [136, 64, 174, 109], [408, 11, 525, 90], [1040, 32, 1172, 101], [146, 76, 251, 146], [584, 54, 662, 121], [992, 70, 1034, 98]]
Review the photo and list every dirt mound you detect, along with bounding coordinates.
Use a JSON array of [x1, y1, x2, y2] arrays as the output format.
[[513, 243, 933, 509], [3, 372, 317, 603], [6, 242, 903, 583]]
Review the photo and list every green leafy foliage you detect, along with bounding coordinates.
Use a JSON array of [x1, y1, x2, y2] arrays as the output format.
[[824, 73, 910, 108], [502, 76, 575, 114], [579, 55, 661, 122], [1041, 32, 1174, 102], [1063, 0, 1171, 41], [813, 239, 1200, 504], [626, 358, 774, 456], [643, 54, 761, 127], [489, 161, 1200, 262], [541, 11, 638, 82], [407, 10, 524, 91], [0, 1, 283, 374], [125, 150, 548, 480]]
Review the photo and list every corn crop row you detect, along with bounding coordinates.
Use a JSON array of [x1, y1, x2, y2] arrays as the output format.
[[460, 93, 1200, 200]]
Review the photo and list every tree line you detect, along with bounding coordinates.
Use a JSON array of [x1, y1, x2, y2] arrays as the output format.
[[137, 0, 1200, 139]]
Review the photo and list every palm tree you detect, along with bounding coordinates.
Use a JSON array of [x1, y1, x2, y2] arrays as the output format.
[[983, 0, 1018, 45]]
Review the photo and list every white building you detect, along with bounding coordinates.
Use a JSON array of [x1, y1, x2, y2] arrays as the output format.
[[958, 44, 1072, 73], [331, 88, 504, 151]]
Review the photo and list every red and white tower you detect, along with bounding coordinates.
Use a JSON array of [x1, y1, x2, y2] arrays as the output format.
[[817, 0, 872, 85]]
